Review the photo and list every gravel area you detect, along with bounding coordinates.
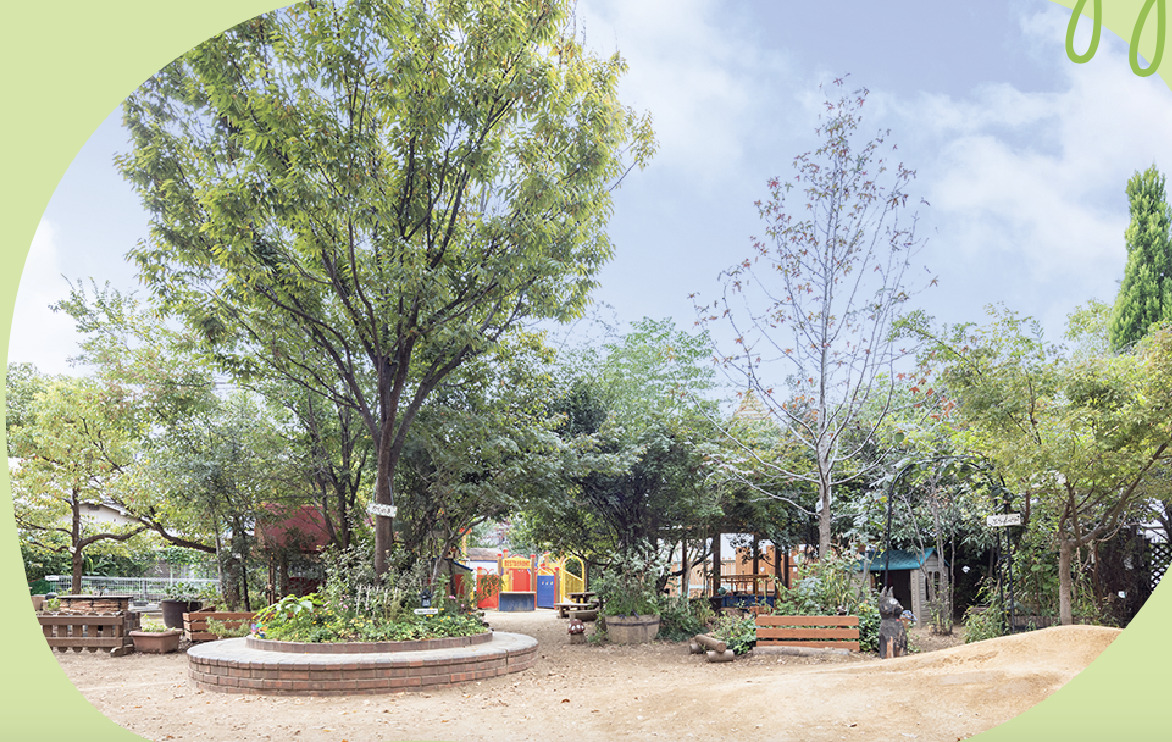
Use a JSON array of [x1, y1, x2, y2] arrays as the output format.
[[52, 609, 1119, 742]]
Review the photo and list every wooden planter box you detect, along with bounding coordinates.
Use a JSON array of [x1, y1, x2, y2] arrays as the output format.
[[183, 610, 255, 643], [39, 613, 136, 656]]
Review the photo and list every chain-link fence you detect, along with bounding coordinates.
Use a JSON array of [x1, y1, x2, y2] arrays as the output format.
[[42, 575, 219, 600]]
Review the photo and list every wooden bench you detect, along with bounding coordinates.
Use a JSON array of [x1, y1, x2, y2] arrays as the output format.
[[754, 614, 860, 652]]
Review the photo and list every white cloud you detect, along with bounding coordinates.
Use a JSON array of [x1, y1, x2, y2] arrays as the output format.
[[885, 8, 1172, 322], [7, 221, 81, 375], [578, 0, 794, 186]]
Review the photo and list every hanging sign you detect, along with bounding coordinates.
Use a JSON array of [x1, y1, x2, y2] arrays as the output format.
[[366, 503, 398, 518], [413, 608, 439, 616], [986, 513, 1022, 527]]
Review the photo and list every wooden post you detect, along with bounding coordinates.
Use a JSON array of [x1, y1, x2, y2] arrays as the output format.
[[681, 533, 690, 599], [712, 529, 722, 598], [752, 533, 761, 597]]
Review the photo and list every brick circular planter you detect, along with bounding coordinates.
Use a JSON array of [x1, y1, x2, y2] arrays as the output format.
[[188, 631, 537, 696], [245, 631, 493, 654]]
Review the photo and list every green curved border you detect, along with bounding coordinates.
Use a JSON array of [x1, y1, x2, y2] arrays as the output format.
[[0, 1, 1168, 740]]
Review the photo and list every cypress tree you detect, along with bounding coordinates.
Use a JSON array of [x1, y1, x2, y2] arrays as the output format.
[[1109, 165, 1172, 352]]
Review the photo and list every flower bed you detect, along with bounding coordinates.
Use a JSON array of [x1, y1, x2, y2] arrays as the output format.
[[245, 630, 492, 653]]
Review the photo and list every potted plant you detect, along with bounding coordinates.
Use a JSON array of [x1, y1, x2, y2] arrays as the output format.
[[595, 544, 663, 644], [160, 582, 202, 628], [130, 617, 183, 653]]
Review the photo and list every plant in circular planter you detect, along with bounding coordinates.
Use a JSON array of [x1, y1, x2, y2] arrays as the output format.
[[130, 617, 183, 654], [594, 543, 664, 644], [250, 548, 491, 644]]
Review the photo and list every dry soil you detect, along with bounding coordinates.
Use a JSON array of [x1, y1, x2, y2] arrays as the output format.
[[53, 609, 1119, 742]]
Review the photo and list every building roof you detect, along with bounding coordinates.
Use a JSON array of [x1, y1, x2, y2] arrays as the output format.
[[857, 548, 939, 572]]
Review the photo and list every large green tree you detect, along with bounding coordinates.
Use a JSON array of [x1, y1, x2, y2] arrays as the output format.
[[8, 374, 150, 593], [924, 306, 1172, 625], [520, 319, 721, 572], [1109, 165, 1172, 351], [118, 0, 653, 574]]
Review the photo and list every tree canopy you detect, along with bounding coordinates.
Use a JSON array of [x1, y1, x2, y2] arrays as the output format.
[[1109, 165, 1172, 352], [117, 0, 654, 573]]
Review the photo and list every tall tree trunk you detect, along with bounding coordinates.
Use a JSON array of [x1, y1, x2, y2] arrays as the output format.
[[817, 462, 833, 558], [71, 548, 84, 595], [1058, 536, 1074, 626]]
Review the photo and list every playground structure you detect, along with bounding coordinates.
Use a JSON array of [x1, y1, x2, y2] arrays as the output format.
[[474, 552, 585, 611]]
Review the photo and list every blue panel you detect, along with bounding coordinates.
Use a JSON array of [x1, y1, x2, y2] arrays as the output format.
[[497, 591, 536, 612], [536, 575, 555, 608]]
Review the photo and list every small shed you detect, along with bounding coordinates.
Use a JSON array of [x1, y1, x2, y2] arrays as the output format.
[[857, 548, 945, 622]]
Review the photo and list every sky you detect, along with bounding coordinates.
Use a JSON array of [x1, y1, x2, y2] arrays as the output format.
[[11, 0, 1172, 379]]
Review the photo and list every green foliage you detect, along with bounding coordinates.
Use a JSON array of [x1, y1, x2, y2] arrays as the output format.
[[770, 551, 882, 653], [919, 306, 1172, 623], [204, 618, 251, 638], [139, 617, 170, 633], [710, 614, 756, 655], [962, 579, 1007, 644], [162, 582, 200, 600], [118, 0, 654, 574], [593, 542, 664, 617], [253, 591, 485, 643], [521, 318, 721, 564], [1109, 166, 1172, 352], [655, 596, 711, 642]]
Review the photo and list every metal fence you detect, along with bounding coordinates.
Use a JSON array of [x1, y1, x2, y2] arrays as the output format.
[[43, 575, 219, 600]]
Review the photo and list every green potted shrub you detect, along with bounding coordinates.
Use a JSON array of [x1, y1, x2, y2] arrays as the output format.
[[130, 617, 182, 653], [160, 582, 202, 628], [595, 544, 663, 644]]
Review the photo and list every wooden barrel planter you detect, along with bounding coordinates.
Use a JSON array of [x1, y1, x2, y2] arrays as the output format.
[[605, 614, 660, 644]]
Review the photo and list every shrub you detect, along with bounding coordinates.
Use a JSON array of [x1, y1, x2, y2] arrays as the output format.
[[655, 596, 709, 641], [770, 550, 881, 652], [711, 614, 756, 655]]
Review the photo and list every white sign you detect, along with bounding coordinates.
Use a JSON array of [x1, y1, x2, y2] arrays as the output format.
[[986, 513, 1022, 528], [366, 503, 398, 518], [413, 608, 439, 616]]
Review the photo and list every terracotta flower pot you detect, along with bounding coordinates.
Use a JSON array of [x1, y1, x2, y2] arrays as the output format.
[[130, 630, 182, 654]]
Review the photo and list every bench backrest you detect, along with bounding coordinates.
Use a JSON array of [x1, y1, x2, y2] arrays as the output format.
[[754, 614, 860, 652]]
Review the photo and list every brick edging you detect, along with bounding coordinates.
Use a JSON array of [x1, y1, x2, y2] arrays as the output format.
[[189, 633, 535, 695]]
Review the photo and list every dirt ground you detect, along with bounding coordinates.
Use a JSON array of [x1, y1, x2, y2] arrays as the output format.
[[54, 610, 1119, 742]]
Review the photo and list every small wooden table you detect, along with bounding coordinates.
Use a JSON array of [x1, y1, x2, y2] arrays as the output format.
[[568, 591, 597, 602], [555, 601, 596, 618]]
